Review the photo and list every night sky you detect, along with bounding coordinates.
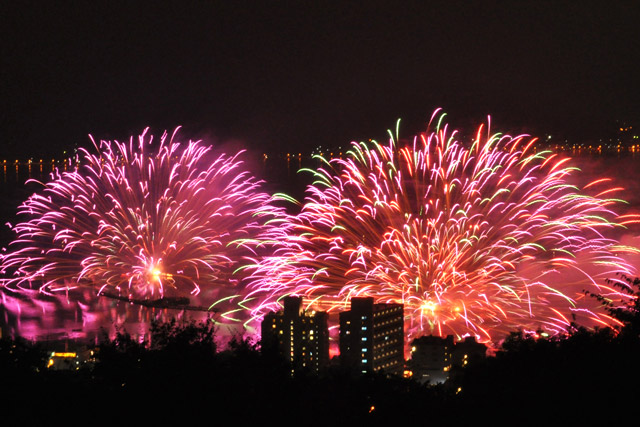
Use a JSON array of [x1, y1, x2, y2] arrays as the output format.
[[2, 0, 639, 158]]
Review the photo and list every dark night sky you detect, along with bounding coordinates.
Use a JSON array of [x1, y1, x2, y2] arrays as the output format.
[[2, 0, 639, 158]]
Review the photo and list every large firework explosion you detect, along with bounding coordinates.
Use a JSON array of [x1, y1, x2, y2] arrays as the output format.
[[242, 110, 640, 343], [0, 128, 289, 314]]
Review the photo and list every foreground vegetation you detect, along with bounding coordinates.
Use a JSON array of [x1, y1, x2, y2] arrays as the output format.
[[2, 276, 639, 425]]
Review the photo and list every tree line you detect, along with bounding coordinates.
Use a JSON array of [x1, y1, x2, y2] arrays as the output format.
[[1, 275, 639, 424]]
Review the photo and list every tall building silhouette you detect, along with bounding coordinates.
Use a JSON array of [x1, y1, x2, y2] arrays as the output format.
[[339, 297, 404, 375], [261, 296, 329, 373]]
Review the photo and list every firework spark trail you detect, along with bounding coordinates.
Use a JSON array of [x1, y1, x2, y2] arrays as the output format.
[[0, 128, 290, 310], [241, 110, 640, 343]]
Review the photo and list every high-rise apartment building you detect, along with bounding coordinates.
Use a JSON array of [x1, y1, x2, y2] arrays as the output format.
[[260, 296, 329, 373], [339, 297, 404, 375]]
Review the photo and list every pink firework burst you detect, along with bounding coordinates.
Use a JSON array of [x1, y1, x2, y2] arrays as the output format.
[[1, 128, 289, 310]]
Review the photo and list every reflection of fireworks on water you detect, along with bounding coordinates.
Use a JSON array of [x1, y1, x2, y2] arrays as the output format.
[[0, 128, 289, 313], [242, 110, 640, 343]]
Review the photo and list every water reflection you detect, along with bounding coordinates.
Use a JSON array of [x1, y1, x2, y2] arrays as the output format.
[[1, 284, 213, 344]]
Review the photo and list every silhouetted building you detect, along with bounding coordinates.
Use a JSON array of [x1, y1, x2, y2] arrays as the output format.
[[261, 296, 329, 373], [409, 335, 454, 384], [410, 334, 487, 384], [339, 297, 404, 375], [452, 335, 487, 368]]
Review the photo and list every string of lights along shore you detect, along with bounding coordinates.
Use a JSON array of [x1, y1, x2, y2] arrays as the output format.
[[1, 110, 639, 348]]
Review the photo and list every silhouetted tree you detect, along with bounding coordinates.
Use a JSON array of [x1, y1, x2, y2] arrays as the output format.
[[588, 273, 640, 339]]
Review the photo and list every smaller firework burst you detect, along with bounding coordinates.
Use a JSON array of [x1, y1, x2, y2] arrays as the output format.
[[0, 128, 290, 312]]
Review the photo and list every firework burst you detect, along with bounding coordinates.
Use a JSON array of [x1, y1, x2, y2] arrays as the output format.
[[1, 128, 288, 308], [243, 110, 640, 342]]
